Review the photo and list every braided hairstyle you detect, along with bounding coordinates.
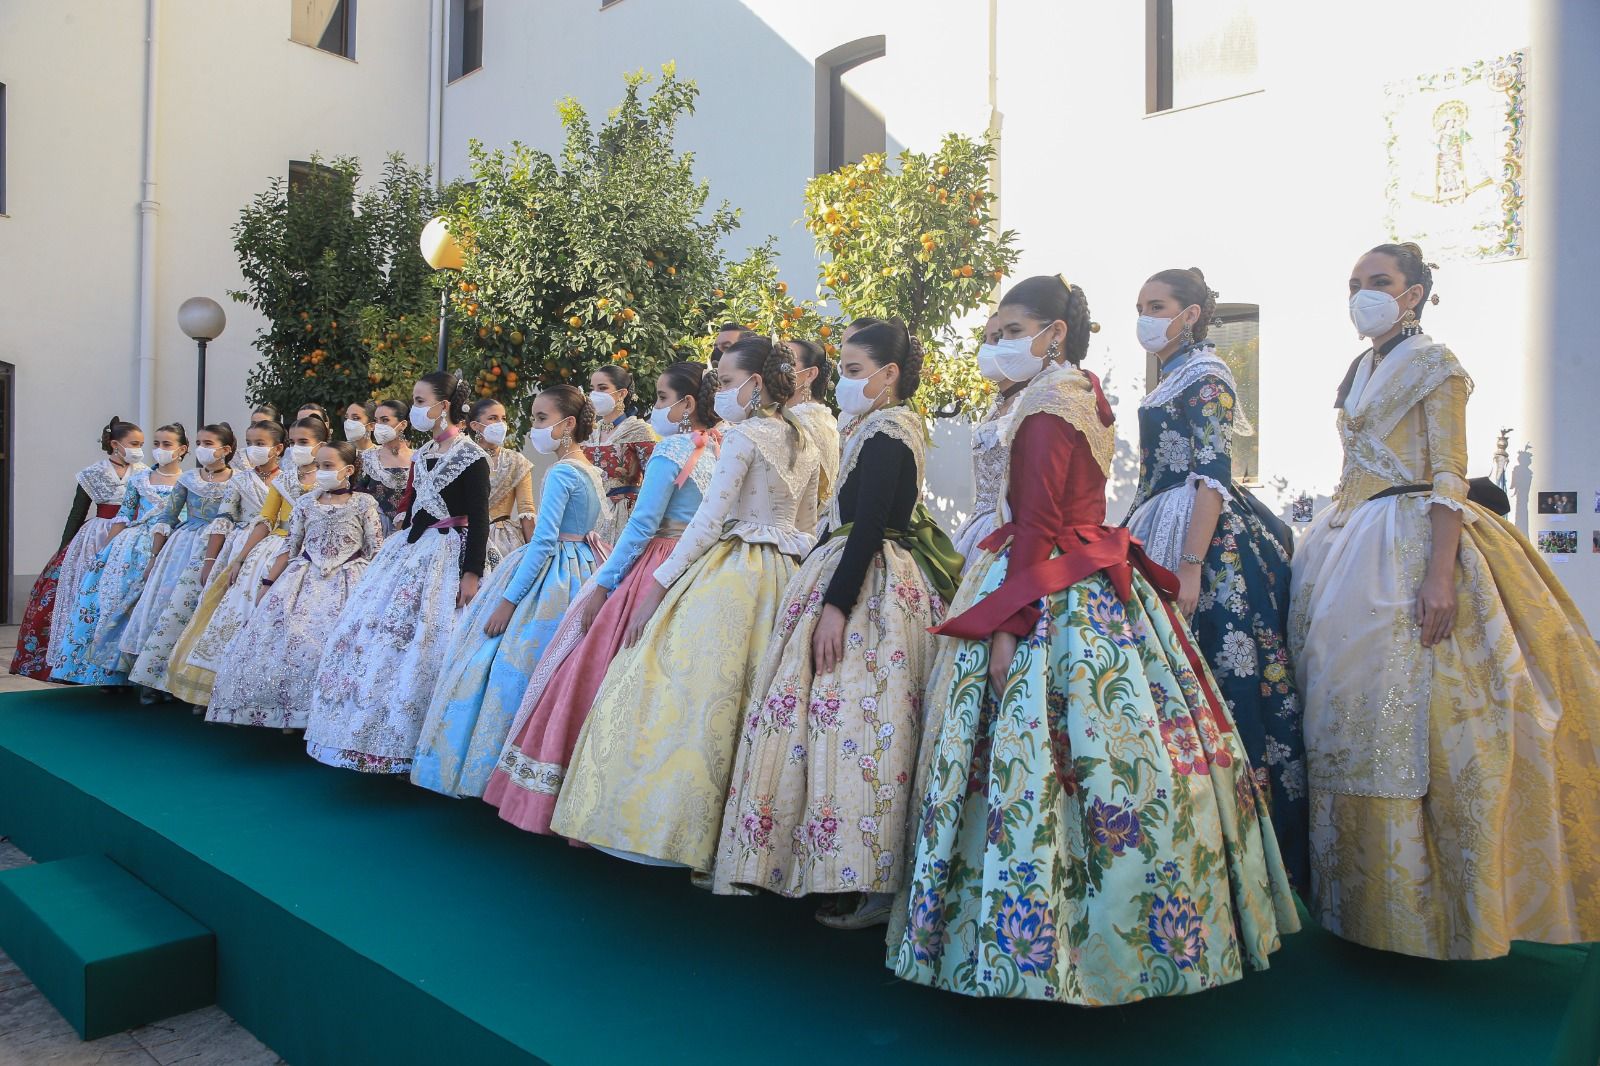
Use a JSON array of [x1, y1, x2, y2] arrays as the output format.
[[723, 335, 802, 456], [201, 422, 237, 464], [786, 339, 834, 403], [99, 415, 140, 454], [539, 384, 596, 444], [296, 402, 331, 426], [847, 320, 924, 401], [1368, 242, 1437, 320], [660, 361, 721, 429], [1145, 267, 1216, 341], [418, 370, 472, 425], [998, 275, 1094, 365]]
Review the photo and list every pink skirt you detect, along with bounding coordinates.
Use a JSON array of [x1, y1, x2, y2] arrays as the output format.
[[483, 535, 679, 834]]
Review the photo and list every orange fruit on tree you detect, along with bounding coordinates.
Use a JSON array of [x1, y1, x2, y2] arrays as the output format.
[[597, 298, 610, 309], [960, 265, 974, 278], [509, 330, 524, 345], [299, 311, 309, 321], [776, 282, 788, 294], [568, 316, 582, 328], [478, 327, 489, 338], [818, 325, 831, 337]]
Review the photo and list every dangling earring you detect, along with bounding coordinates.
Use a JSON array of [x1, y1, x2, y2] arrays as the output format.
[[745, 385, 761, 416], [1399, 308, 1421, 337], [1045, 339, 1062, 363], [677, 403, 693, 434], [1179, 320, 1195, 349]]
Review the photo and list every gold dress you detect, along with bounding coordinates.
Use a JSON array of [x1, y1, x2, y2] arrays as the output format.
[[1290, 333, 1600, 959], [788, 401, 840, 534], [551, 412, 820, 872]]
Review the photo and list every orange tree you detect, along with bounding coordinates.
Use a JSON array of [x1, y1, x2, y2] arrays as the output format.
[[712, 237, 842, 352], [231, 154, 458, 417], [803, 133, 1018, 418], [439, 63, 738, 430]]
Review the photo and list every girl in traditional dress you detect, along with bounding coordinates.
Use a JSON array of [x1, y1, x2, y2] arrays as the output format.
[[11, 418, 145, 680], [165, 419, 291, 707], [208, 442, 383, 729], [552, 337, 820, 872], [890, 275, 1297, 1005], [305, 371, 490, 774], [357, 399, 414, 534], [231, 404, 279, 471], [1124, 267, 1306, 888], [1292, 242, 1600, 959], [412, 387, 604, 797], [126, 425, 243, 696], [343, 401, 375, 454], [784, 339, 839, 533], [485, 362, 722, 834], [584, 365, 658, 544], [951, 315, 1023, 567], [53, 425, 187, 684], [713, 320, 963, 930], [469, 398, 537, 562]]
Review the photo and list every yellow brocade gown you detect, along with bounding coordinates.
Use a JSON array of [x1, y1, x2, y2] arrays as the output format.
[[1290, 334, 1600, 959]]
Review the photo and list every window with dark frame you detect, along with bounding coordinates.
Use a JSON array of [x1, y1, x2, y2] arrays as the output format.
[[448, 0, 483, 81], [814, 37, 887, 175], [288, 159, 343, 200], [1212, 305, 1261, 482], [291, 0, 356, 59], [1146, 0, 1259, 114]]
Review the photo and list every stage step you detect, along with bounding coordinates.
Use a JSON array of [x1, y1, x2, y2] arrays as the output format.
[[0, 854, 215, 1040]]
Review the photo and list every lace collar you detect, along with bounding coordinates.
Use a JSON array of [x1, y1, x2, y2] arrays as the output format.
[[79, 458, 143, 503], [486, 448, 533, 507], [826, 405, 926, 531], [1140, 342, 1254, 436], [1004, 364, 1115, 476], [730, 413, 818, 499], [411, 436, 488, 523], [652, 432, 719, 494]]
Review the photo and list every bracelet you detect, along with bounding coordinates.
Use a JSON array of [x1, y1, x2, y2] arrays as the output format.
[[203, 556, 218, 563], [1180, 552, 1204, 566], [259, 577, 275, 587]]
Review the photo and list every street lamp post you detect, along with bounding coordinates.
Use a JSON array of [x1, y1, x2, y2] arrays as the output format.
[[420, 217, 465, 373], [177, 297, 227, 429]]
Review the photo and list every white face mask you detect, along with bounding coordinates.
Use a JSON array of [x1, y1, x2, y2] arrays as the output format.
[[479, 421, 508, 446], [344, 419, 368, 441], [835, 364, 891, 417], [992, 327, 1052, 384], [713, 380, 754, 424], [1349, 288, 1404, 339], [649, 400, 685, 437], [370, 423, 399, 445], [314, 468, 347, 490], [290, 444, 317, 467], [246, 445, 274, 467], [588, 391, 618, 418], [527, 420, 569, 454], [119, 445, 145, 463], [194, 446, 219, 466], [1136, 315, 1180, 354], [975, 343, 1008, 383], [409, 403, 438, 432], [153, 447, 178, 466]]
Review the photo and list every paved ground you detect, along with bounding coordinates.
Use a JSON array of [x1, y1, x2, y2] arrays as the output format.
[[0, 628, 285, 1065]]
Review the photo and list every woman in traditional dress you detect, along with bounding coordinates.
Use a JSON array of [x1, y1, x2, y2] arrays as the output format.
[[357, 399, 414, 534], [890, 275, 1297, 1005], [1292, 242, 1600, 959], [486, 362, 722, 834], [1124, 267, 1307, 888], [305, 371, 490, 774], [10, 418, 145, 680], [343, 401, 375, 455], [713, 320, 963, 930], [165, 419, 293, 707], [783, 338, 839, 533], [469, 398, 537, 562], [412, 386, 603, 798], [951, 314, 1026, 567], [584, 364, 658, 544], [126, 425, 243, 697], [208, 442, 383, 729], [53, 424, 188, 685], [552, 337, 820, 872]]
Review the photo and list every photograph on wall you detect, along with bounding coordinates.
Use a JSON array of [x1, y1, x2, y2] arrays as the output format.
[[1592, 531, 1600, 554], [1384, 49, 1526, 263], [1592, 490, 1600, 513], [1538, 530, 1578, 555], [1538, 491, 1577, 515]]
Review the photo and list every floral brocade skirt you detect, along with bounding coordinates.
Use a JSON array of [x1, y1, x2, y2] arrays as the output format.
[[8, 546, 66, 680], [167, 533, 288, 706], [711, 538, 945, 897], [890, 549, 1298, 1006], [551, 538, 798, 871]]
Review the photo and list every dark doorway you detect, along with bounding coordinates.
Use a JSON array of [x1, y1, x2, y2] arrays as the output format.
[[0, 361, 12, 623]]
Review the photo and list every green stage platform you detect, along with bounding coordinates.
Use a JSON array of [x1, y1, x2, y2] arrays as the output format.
[[0, 688, 1596, 1066]]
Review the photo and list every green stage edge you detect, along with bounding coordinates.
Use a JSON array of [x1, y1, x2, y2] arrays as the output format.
[[0, 688, 1596, 1066]]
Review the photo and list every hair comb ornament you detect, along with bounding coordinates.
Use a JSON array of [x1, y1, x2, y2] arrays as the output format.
[[1089, 322, 1101, 333], [1430, 294, 1441, 305], [1056, 273, 1073, 291]]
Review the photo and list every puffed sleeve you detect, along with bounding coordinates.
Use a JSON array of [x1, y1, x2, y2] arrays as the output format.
[[499, 465, 578, 605], [150, 480, 189, 537], [59, 486, 93, 551], [1422, 373, 1472, 516], [360, 495, 385, 558], [593, 450, 678, 591], [285, 497, 309, 558], [115, 481, 142, 524], [204, 480, 244, 537], [255, 486, 286, 531], [650, 431, 753, 589], [1184, 375, 1235, 495], [822, 434, 907, 612]]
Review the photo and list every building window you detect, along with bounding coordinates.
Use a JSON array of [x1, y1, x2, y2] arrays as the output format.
[[291, 0, 356, 59], [1212, 304, 1260, 481], [814, 37, 887, 175], [288, 159, 343, 200], [448, 0, 483, 81], [1146, 0, 1259, 113]]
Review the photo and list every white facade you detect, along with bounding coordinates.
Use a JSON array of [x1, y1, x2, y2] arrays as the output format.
[[4, 0, 1598, 621]]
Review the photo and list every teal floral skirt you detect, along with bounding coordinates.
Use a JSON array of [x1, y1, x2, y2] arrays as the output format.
[[890, 550, 1299, 1005]]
